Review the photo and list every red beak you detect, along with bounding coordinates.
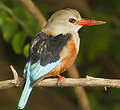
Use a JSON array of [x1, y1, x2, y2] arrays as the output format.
[[76, 18, 106, 26]]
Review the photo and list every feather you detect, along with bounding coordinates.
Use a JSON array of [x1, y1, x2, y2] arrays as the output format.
[[30, 59, 61, 87], [18, 59, 60, 109], [18, 62, 32, 109]]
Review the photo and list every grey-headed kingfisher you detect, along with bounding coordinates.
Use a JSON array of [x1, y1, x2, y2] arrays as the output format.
[[18, 8, 106, 109]]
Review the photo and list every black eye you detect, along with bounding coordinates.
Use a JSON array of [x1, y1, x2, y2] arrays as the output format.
[[69, 18, 76, 23]]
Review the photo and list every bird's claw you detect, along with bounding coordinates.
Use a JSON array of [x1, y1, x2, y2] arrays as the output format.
[[56, 75, 64, 87]]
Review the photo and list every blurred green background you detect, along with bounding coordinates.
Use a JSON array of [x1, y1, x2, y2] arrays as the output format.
[[0, 0, 120, 110]]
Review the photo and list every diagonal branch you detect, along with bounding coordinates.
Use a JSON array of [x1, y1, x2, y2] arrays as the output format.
[[0, 65, 120, 90]]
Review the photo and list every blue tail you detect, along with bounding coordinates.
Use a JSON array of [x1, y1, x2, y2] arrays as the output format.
[[18, 62, 32, 109]]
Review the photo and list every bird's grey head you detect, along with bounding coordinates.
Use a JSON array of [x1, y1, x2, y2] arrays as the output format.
[[42, 8, 106, 35], [42, 8, 82, 35]]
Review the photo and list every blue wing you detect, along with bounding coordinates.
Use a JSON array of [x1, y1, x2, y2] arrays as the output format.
[[18, 59, 60, 109], [31, 59, 61, 81]]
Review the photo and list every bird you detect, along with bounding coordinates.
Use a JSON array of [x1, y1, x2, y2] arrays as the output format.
[[18, 8, 106, 109]]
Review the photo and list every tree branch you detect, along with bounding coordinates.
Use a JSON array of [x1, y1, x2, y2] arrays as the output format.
[[37, 76, 120, 88], [1, 65, 120, 90]]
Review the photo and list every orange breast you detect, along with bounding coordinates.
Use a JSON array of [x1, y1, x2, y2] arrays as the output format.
[[45, 37, 77, 77]]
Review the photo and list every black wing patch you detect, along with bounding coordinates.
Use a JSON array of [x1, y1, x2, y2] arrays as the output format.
[[29, 32, 72, 66]]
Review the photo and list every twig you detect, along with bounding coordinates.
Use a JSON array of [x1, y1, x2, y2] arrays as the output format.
[[0, 66, 120, 89], [10, 65, 19, 86]]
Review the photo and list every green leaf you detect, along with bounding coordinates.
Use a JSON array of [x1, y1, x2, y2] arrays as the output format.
[[12, 32, 26, 54], [23, 44, 29, 58], [1, 18, 18, 43]]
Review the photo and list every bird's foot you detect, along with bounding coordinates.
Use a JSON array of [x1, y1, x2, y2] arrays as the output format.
[[56, 75, 64, 87]]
